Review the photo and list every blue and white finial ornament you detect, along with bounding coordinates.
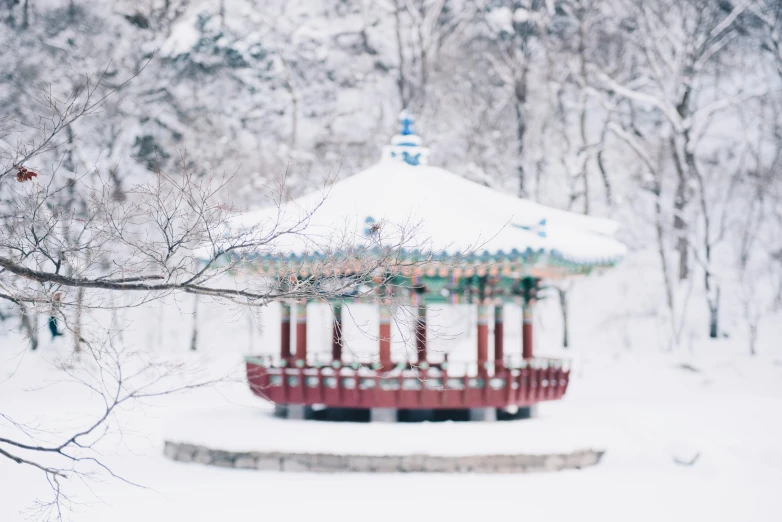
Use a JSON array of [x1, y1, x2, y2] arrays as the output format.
[[399, 110, 415, 136], [382, 110, 430, 166]]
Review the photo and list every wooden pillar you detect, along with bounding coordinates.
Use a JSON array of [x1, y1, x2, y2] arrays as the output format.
[[280, 303, 291, 363], [379, 305, 392, 369], [522, 304, 534, 359], [494, 305, 504, 370], [477, 304, 490, 371], [331, 303, 342, 363], [295, 301, 307, 363], [415, 305, 427, 364]]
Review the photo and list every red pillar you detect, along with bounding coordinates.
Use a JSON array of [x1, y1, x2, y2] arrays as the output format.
[[332, 304, 342, 363], [295, 301, 307, 363], [522, 304, 534, 359], [415, 305, 427, 364], [280, 303, 291, 363], [494, 305, 504, 371], [379, 305, 392, 369], [477, 304, 489, 371]]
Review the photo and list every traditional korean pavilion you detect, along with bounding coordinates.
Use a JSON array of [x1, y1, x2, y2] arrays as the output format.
[[244, 112, 625, 422]]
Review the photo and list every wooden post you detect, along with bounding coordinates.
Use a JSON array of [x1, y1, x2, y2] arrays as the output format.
[[295, 301, 307, 363], [494, 305, 504, 371], [415, 305, 427, 365], [477, 304, 489, 372], [522, 304, 533, 359], [280, 303, 291, 363], [332, 303, 342, 364], [379, 304, 392, 369]]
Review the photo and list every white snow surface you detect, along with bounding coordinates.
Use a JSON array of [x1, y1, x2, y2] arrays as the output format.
[[165, 406, 605, 456], [3, 255, 782, 522], [2, 338, 781, 522], [238, 162, 626, 265]]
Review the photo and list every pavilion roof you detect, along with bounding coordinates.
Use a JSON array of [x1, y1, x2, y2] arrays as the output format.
[[237, 114, 625, 276]]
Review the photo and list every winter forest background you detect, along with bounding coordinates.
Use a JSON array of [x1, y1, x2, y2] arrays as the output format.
[[4, 0, 782, 352], [3, 1, 782, 521]]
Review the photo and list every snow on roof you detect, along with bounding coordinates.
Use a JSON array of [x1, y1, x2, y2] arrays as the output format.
[[238, 113, 626, 268]]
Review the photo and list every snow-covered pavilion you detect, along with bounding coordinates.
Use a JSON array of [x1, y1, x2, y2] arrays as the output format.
[[244, 112, 625, 422]]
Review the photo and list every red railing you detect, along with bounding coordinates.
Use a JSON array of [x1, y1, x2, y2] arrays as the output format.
[[245, 357, 570, 409]]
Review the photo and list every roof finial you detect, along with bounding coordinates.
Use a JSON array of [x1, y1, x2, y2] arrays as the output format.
[[381, 110, 430, 166], [399, 110, 415, 136]]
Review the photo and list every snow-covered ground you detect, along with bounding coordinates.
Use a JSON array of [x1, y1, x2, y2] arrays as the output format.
[[3, 339, 782, 521], [2, 254, 782, 521]]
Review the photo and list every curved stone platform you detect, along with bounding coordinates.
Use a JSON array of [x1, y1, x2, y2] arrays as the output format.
[[164, 441, 604, 473]]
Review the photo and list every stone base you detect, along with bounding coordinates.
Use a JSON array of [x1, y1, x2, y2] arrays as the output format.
[[402, 409, 435, 422], [286, 405, 313, 420], [163, 441, 605, 474], [370, 408, 397, 423], [468, 407, 497, 422], [517, 405, 538, 419]]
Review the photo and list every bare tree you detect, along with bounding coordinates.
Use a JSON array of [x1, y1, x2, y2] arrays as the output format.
[[595, 0, 752, 281], [481, 1, 552, 199], [592, 0, 762, 339], [390, 0, 476, 111], [0, 67, 431, 518]]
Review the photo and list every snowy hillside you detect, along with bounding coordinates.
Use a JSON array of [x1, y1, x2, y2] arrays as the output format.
[[3, 0, 781, 346]]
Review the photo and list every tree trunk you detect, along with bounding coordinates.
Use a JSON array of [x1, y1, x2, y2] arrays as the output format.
[[674, 212, 688, 280], [393, 0, 410, 108], [748, 319, 757, 356], [515, 80, 527, 198], [693, 152, 719, 339], [579, 99, 590, 215], [672, 83, 695, 282], [73, 287, 84, 353], [708, 304, 718, 339], [596, 122, 612, 206], [64, 125, 75, 173], [652, 174, 677, 350], [557, 287, 569, 349], [707, 286, 719, 339], [22, 0, 29, 29], [655, 196, 674, 318], [190, 296, 199, 351], [19, 305, 38, 351], [577, 14, 590, 215], [417, 20, 427, 101], [671, 136, 689, 281]]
